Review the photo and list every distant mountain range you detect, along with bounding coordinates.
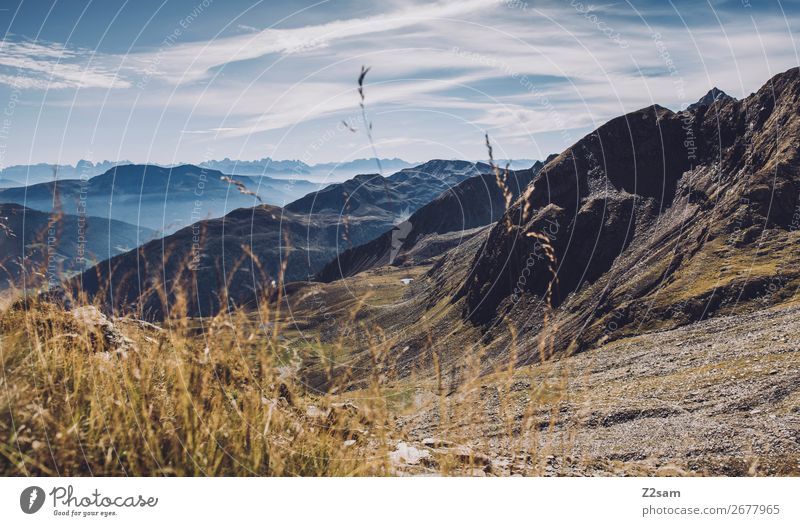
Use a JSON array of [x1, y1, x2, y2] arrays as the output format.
[[0, 203, 154, 290], [0, 160, 129, 187], [199, 157, 415, 180], [0, 164, 322, 234], [200, 157, 537, 177], [0, 158, 415, 187], [70, 160, 494, 318], [1, 157, 541, 188]]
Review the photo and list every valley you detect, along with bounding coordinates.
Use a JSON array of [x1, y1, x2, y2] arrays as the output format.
[[2, 66, 799, 478]]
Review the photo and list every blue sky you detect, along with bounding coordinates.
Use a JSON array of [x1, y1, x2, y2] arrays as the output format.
[[0, 0, 798, 167]]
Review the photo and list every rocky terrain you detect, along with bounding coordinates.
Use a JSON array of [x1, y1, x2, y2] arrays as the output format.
[[389, 302, 800, 476], [317, 66, 800, 376]]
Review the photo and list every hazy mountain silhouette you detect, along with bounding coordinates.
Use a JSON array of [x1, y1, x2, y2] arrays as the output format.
[[0, 203, 154, 290]]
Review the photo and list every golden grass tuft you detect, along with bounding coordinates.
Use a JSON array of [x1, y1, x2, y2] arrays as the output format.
[[0, 299, 388, 476]]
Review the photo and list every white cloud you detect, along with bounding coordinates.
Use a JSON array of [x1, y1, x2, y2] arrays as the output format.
[[0, 39, 129, 89], [3, 0, 799, 165], [125, 0, 503, 84]]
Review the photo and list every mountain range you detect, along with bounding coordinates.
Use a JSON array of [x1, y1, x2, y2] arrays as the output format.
[[0, 203, 154, 291], [70, 160, 495, 318], [316, 158, 554, 282], [0, 157, 416, 188], [33, 66, 800, 369], [199, 157, 415, 179], [0, 160, 128, 188], [349, 67, 800, 374], [0, 164, 321, 234]]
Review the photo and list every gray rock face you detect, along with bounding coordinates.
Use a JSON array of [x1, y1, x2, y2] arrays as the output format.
[[71, 306, 135, 355]]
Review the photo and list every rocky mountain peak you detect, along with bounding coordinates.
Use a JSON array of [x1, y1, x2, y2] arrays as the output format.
[[449, 66, 800, 357], [687, 87, 735, 111]]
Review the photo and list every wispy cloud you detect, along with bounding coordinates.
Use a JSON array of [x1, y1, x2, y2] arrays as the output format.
[[0, 39, 129, 89], [126, 0, 502, 84], [2, 0, 798, 165]]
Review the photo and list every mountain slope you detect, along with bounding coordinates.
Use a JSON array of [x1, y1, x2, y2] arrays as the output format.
[[451, 67, 800, 361], [72, 203, 415, 319], [316, 67, 800, 375], [285, 159, 488, 217], [0, 203, 155, 290], [72, 160, 493, 319], [316, 162, 545, 282]]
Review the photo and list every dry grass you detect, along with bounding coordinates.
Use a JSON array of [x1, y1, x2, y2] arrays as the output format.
[[0, 284, 575, 476], [0, 300, 392, 476], [0, 96, 571, 477]]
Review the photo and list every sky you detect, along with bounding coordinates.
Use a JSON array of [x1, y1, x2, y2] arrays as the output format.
[[0, 0, 798, 167]]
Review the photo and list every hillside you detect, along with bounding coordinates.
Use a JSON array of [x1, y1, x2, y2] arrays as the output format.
[[316, 161, 546, 282], [282, 67, 800, 384], [71, 160, 494, 319], [0, 203, 155, 290], [458, 67, 799, 354], [285, 159, 488, 216], [72, 205, 390, 319]]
